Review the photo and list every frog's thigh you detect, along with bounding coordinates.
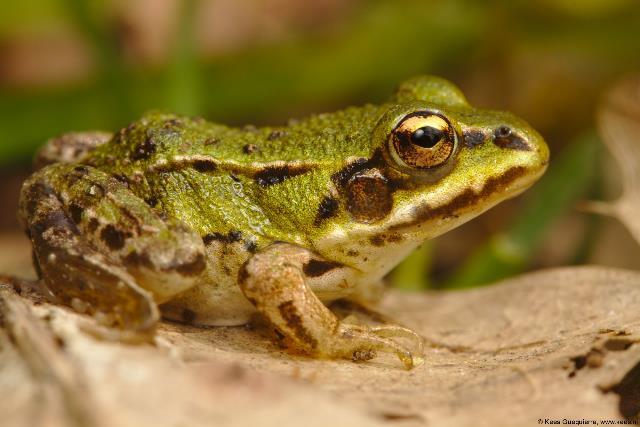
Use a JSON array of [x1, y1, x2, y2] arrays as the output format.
[[238, 243, 418, 368], [19, 164, 206, 329], [33, 131, 112, 170], [19, 167, 157, 331]]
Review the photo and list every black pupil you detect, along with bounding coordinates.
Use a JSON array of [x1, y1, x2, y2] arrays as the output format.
[[411, 126, 443, 148]]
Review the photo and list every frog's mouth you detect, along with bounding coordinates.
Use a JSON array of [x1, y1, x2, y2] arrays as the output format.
[[386, 163, 547, 240]]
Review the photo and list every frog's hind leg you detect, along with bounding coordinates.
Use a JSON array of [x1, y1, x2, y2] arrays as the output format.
[[33, 131, 112, 170], [239, 243, 422, 369], [19, 164, 207, 334]]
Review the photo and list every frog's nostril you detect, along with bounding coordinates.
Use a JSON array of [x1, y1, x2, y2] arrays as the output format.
[[495, 125, 512, 138], [493, 127, 531, 151]]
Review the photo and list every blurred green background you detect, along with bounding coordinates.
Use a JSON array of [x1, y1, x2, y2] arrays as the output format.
[[1, 0, 639, 289]]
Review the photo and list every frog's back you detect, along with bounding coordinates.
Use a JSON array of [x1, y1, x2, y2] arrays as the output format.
[[89, 109, 383, 165], [84, 109, 383, 249]]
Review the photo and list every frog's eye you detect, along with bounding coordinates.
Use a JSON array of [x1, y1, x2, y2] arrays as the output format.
[[389, 113, 457, 170]]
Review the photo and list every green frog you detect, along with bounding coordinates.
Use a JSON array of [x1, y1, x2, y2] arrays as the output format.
[[19, 76, 548, 369]]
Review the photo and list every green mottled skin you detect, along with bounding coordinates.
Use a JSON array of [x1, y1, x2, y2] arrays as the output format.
[[86, 106, 386, 247], [82, 87, 545, 255], [19, 76, 549, 367]]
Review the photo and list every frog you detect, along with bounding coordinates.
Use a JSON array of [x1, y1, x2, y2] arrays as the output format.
[[18, 75, 548, 369]]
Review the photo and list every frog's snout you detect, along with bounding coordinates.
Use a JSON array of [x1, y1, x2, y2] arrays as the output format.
[[522, 127, 549, 173], [490, 122, 550, 173]]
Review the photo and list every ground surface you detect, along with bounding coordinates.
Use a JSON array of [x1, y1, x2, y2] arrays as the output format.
[[1, 247, 640, 427]]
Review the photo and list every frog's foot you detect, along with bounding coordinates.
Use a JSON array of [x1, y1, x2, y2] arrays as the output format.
[[33, 131, 112, 170], [331, 323, 422, 369], [19, 164, 207, 333], [239, 243, 423, 369], [370, 324, 424, 353]]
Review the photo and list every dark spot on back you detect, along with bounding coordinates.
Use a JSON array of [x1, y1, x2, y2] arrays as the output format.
[[73, 165, 89, 175], [202, 231, 243, 245], [65, 166, 90, 187], [68, 203, 84, 224], [314, 196, 340, 226], [254, 164, 313, 187], [100, 224, 130, 250], [112, 174, 130, 187], [203, 234, 216, 245], [230, 174, 240, 182], [493, 126, 531, 151], [192, 159, 218, 172], [463, 130, 486, 148], [277, 300, 317, 348], [267, 130, 287, 141], [132, 135, 157, 160], [228, 230, 242, 241], [204, 137, 218, 146], [164, 118, 183, 128], [144, 196, 158, 207], [243, 144, 259, 154], [303, 259, 342, 277]]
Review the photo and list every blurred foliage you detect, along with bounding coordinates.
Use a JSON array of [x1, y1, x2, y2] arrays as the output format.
[[3, 0, 638, 164], [1, 0, 639, 288], [0, 0, 484, 163], [390, 243, 433, 291], [445, 132, 601, 288]]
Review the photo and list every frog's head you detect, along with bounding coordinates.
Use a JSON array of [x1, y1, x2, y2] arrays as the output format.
[[323, 76, 548, 266]]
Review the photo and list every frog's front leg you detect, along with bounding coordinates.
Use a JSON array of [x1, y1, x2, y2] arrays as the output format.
[[238, 243, 422, 369], [19, 164, 206, 334]]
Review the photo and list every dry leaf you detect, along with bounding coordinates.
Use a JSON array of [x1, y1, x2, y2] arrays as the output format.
[[596, 76, 640, 242], [0, 281, 385, 427], [2, 265, 640, 426]]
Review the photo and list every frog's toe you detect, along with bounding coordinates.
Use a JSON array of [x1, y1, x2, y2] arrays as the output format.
[[332, 323, 418, 370], [370, 324, 424, 354]]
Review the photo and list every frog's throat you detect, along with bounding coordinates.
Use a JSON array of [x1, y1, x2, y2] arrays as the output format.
[[384, 164, 546, 241]]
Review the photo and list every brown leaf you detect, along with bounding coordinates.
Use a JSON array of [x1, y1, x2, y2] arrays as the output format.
[[3, 266, 640, 426], [596, 76, 640, 244]]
